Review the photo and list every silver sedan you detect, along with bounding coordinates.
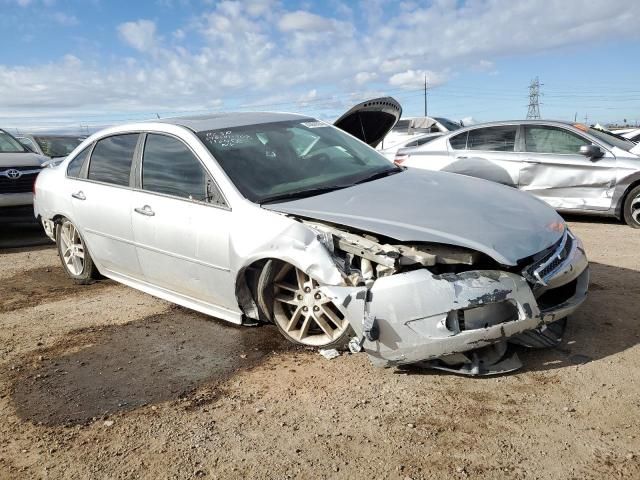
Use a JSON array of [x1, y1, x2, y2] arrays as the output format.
[[34, 113, 589, 375], [395, 120, 640, 228]]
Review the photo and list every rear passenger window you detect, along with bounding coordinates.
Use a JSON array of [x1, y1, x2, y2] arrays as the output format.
[[66, 146, 90, 178], [467, 126, 517, 152], [142, 134, 226, 206], [449, 132, 468, 150], [88, 134, 139, 186]]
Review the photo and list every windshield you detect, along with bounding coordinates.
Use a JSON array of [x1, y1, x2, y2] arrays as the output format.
[[33, 135, 85, 158], [0, 130, 28, 153], [434, 117, 462, 131], [197, 119, 399, 203]]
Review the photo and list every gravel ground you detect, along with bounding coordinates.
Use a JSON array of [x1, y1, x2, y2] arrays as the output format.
[[0, 217, 638, 479]]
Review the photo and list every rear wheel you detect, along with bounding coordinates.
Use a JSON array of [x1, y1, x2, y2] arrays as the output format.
[[622, 185, 640, 228], [258, 260, 352, 348], [56, 218, 100, 284]]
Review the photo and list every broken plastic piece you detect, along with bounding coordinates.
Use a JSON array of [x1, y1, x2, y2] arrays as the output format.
[[416, 342, 523, 376], [348, 337, 363, 353], [362, 313, 379, 341], [319, 348, 340, 360]]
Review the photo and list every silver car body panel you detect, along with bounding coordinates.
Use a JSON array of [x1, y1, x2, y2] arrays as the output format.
[[400, 120, 640, 218], [263, 168, 564, 267], [34, 115, 589, 368]]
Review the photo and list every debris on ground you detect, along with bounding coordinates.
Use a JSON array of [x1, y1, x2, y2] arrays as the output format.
[[319, 348, 340, 360]]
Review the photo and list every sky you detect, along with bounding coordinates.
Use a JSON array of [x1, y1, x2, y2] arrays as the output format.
[[1, 0, 639, 133]]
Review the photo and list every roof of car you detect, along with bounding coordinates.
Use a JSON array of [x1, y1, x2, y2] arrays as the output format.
[[155, 111, 314, 132]]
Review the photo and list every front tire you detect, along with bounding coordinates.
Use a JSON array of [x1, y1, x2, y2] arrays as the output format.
[[622, 185, 640, 228], [56, 218, 100, 284], [258, 260, 353, 348]]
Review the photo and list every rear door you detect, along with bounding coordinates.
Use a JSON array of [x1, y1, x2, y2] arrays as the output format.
[[130, 133, 235, 309], [518, 125, 617, 211], [442, 125, 522, 187], [71, 133, 142, 278]]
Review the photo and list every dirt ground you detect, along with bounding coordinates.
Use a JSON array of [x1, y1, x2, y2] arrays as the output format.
[[0, 218, 638, 479]]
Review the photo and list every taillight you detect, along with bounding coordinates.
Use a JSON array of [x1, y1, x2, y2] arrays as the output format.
[[394, 154, 407, 166]]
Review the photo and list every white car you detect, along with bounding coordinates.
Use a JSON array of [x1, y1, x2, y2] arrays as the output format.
[[377, 116, 461, 158], [33, 111, 589, 375], [620, 128, 640, 143]]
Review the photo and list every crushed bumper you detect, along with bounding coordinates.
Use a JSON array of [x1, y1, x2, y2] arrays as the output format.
[[322, 231, 589, 368]]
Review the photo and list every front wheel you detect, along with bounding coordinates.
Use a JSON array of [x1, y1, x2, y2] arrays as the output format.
[[622, 185, 640, 228], [56, 218, 100, 284], [258, 260, 353, 348]]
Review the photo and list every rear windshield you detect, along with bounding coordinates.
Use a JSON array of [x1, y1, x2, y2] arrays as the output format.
[[433, 117, 462, 131], [34, 135, 85, 158], [0, 130, 28, 153]]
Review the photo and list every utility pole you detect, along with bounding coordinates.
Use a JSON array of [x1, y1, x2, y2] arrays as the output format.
[[584, 113, 589, 125], [424, 74, 428, 117], [526, 77, 542, 119], [574, 112, 577, 122]]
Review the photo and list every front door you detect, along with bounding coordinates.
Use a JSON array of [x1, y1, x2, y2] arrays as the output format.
[[518, 125, 617, 211], [130, 133, 235, 309]]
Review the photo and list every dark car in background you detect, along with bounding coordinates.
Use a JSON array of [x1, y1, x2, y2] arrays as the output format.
[[0, 129, 48, 222]]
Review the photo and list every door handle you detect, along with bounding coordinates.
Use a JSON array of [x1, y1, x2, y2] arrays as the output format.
[[455, 156, 468, 160], [134, 205, 155, 217], [71, 191, 86, 200]]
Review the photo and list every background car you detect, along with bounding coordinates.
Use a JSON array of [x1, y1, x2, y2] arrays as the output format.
[[620, 128, 640, 143], [16, 134, 86, 164], [0, 129, 48, 222], [396, 120, 640, 228], [376, 116, 461, 156]]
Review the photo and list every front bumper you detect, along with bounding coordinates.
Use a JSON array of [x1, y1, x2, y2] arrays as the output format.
[[323, 231, 589, 368]]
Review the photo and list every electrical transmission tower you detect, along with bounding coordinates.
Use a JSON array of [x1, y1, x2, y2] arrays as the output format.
[[526, 77, 542, 119]]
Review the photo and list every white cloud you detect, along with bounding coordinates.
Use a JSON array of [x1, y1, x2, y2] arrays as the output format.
[[278, 10, 337, 32], [2, 0, 640, 127], [388, 69, 447, 89], [52, 12, 78, 26], [117, 19, 158, 52], [355, 71, 377, 85]]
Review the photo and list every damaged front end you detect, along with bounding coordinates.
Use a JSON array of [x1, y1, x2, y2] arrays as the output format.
[[304, 220, 589, 375]]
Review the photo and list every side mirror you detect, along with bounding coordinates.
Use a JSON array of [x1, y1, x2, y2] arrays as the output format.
[[579, 144, 604, 159]]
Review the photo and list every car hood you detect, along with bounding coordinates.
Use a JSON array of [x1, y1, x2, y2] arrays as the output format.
[[263, 169, 565, 266], [0, 152, 48, 167], [333, 97, 402, 148]]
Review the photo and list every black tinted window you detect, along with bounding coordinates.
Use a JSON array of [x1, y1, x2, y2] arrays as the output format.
[[142, 134, 225, 205], [449, 132, 468, 150], [66, 146, 91, 178], [467, 126, 517, 152], [88, 134, 138, 186]]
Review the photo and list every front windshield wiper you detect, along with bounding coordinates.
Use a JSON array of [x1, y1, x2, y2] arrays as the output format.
[[351, 167, 403, 186], [259, 184, 352, 204]]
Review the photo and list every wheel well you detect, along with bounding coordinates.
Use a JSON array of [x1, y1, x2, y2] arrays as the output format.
[[235, 258, 271, 322], [620, 180, 640, 219]]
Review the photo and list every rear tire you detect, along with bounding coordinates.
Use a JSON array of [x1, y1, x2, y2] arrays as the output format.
[[622, 185, 640, 228], [55, 218, 100, 284]]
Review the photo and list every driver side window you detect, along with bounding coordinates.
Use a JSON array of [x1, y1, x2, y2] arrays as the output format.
[[524, 126, 588, 154], [142, 134, 227, 207]]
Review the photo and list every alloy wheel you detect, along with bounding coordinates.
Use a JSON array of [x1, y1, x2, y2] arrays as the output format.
[[59, 221, 85, 276], [271, 263, 349, 347], [631, 193, 640, 225]]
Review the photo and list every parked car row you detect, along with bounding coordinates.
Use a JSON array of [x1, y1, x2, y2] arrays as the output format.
[[33, 99, 589, 375]]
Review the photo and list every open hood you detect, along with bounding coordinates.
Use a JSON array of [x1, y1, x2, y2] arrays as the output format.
[[333, 97, 402, 148]]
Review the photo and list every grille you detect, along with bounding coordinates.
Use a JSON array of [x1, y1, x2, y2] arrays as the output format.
[[525, 231, 573, 284], [0, 167, 41, 194]]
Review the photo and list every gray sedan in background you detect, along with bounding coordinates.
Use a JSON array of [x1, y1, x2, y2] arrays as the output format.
[[396, 120, 640, 227]]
